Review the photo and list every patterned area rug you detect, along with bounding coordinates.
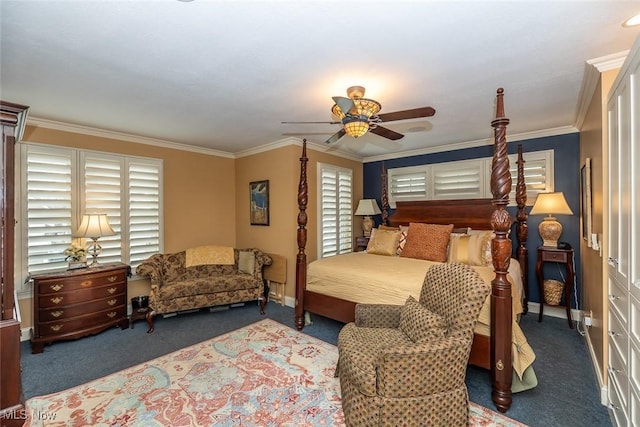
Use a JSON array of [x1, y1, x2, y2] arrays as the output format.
[[25, 319, 526, 426]]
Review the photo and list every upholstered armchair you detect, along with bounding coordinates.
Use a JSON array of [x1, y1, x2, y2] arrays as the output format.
[[336, 263, 491, 426]]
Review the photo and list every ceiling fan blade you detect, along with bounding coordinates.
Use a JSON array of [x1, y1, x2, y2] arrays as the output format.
[[325, 128, 346, 144], [332, 96, 356, 115], [377, 106, 435, 122], [281, 121, 340, 124], [370, 126, 404, 140]]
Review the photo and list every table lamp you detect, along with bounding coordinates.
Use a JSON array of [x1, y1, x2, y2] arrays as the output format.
[[529, 192, 573, 247], [75, 213, 116, 266], [354, 199, 381, 237]]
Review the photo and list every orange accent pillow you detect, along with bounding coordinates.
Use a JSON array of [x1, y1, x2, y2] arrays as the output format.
[[399, 223, 454, 262]]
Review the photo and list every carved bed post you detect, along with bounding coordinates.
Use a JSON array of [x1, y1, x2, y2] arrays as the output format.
[[295, 139, 309, 330], [380, 161, 389, 225], [490, 88, 513, 413], [515, 144, 529, 314]]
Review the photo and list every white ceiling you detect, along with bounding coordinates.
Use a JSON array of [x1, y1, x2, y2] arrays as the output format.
[[2, 1, 639, 160]]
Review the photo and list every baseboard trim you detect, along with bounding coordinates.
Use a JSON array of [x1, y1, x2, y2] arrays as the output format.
[[526, 302, 582, 322]]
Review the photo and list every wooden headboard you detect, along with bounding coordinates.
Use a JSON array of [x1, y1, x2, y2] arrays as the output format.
[[389, 199, 499, 230]]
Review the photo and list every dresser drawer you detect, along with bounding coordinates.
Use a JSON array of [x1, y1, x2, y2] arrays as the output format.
[[540, 250, 568, 263], [38, 282, 126, 308], [36, 270, 126, 294], [38, 294, 125, 322], [609, 311, 629, 367], [37, 307, 126, 338]]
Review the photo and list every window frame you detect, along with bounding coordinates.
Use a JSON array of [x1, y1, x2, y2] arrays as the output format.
[[15, 142, 163, 297]]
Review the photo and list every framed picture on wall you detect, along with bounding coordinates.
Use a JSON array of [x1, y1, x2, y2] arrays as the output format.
[[581, 158, 592, 246], [250, 180, 269, 226]]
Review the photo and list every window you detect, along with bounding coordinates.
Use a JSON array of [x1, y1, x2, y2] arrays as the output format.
[[17, 143, 162, 291], [387, 149, 554, 207], [318, 163, 353, 258]]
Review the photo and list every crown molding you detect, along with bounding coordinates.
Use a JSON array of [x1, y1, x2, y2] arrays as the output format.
[[363, 125, 577, 163], [574, 50, 628, 129], [26, 117, 236, 158]]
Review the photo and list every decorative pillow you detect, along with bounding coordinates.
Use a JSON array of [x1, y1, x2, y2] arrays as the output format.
[[399, 296, 447, 343], [366, 228, 402, 256], [399, 223, 454, 262], [238, 251, 255, 274], [466, 229, 496, 265], [398, 225, 409, 255]]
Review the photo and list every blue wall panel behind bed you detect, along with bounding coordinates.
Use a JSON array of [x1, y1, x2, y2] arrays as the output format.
[[362, 132, 581, 309]]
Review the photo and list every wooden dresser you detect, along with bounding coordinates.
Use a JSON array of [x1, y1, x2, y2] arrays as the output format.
[[31, 263, 130, 354]]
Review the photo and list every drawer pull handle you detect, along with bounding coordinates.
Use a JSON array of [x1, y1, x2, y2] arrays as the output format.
[[608, 257, 619, 267], [608, 294, 621, 301], [608, 330, 621, 338], [107, 275, 118, 282], [50, 284, 64, 292], [608, 367, 622, 374], [608, 402, 619, 411], [107, 312, 117, 318], [81, 280, 93, 287], [107, 299, 117, 306], [50, 310, 64, 318], [50, 325, 62, 332], [51, 297, 63, 305], [107, 287, 117, 294]]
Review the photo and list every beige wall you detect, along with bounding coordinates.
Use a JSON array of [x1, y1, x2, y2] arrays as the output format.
[[17, 131, 363, 329], [235, 143, 363, 301], [579, 68, 618, 384]]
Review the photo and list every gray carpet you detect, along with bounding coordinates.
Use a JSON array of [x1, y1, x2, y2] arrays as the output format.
[[20, 302, 611, 426]]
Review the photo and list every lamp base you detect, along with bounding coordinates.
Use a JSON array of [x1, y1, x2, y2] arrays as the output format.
[[362, 216, 374, 237], [538, 216, 562, 248], [87, 238, 103, 267]]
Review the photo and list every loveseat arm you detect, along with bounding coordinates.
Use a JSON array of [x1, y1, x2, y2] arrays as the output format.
[[355, 303, 402, 328], [376, 336, 471, 397], [135, 253, 166, 290], [251, 249, 272, 280]]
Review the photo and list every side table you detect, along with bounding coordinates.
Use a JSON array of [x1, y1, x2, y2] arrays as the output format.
[[355, 236, 370, 252], [535, 246, 575, 328], [129, 307, 154, 333]]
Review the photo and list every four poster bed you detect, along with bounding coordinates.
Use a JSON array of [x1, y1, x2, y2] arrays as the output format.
[[294, 89, 531, 413]]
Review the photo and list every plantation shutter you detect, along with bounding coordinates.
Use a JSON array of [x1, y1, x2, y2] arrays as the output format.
[[319, 164, 353, 258], [81, 153, 123, 264], [19, 143, 164, 288], [432, 160, 484, 199], [388, 167, 427, 207], [504, 150, 553, 205], [128, 159, 162, 268], [24, 145, 75, 274]]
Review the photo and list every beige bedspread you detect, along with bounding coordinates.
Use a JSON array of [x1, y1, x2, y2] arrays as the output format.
[[307, 252, 535, 382]]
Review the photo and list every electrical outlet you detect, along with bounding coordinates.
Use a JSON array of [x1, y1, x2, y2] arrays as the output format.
[[583, 310, 593, 327]]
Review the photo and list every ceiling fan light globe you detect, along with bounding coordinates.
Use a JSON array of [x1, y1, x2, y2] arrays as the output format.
[[343, 117, 369, 138], [354, 98, 381, 118]]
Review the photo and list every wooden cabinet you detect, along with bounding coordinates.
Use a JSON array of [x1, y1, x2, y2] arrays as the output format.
[[606, 35, 640, 427], [1, 101, 29, 426], [30, 263, 130, 354], [355, 236, 370, 252]]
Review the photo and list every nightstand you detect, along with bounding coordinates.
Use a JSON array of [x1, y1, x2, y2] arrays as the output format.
[[535, 246, 575, 328], [355, 236, 370, 252]]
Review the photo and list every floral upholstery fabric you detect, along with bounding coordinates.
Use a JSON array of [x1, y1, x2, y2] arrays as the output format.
[[336, 263, 490, 426], [136, 248, 271, 315]]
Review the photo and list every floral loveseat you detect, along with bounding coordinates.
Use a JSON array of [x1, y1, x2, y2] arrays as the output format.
[[136, 247, 272, 332]]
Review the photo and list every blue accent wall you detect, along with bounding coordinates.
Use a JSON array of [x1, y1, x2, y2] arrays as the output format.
[[363, 132, 581, 308]]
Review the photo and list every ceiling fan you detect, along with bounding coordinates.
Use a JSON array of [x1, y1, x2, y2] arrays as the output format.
[[282, 86, 436, 144]]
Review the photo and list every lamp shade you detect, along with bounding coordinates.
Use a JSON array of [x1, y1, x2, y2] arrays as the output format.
[[354, 199, 382, 216], [530, 192, 573, 247], [74, 214, 116, 239], [529, 192, 573, 216]]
